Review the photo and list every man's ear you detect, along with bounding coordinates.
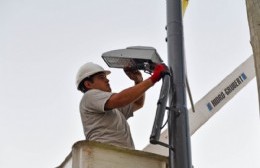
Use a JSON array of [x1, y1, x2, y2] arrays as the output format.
[[84, 80, 92, 90]]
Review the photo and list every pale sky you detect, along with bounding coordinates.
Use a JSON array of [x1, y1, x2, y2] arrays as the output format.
[[1, 0, 260, 168]]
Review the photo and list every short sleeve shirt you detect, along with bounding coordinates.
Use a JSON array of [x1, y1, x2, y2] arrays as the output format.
[[80, 89, 135, 149]]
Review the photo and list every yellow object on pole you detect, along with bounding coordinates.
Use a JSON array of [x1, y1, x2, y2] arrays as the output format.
[[182, 0, 189, 16]]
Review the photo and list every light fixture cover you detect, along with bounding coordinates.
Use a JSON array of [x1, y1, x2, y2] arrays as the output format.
[[102, 46, 163, 72]]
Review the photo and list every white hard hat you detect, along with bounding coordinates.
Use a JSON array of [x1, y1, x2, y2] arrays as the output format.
[[76, 62, 111, 89]]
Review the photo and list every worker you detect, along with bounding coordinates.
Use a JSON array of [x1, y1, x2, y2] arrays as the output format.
[[75, 62, 167, 149]]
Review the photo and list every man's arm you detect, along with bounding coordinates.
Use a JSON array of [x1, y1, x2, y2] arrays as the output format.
[[132, 80, 145, 112], [125, 69, 145, 112], [105, 78, 153, 111], [104, 64, 167, 111]]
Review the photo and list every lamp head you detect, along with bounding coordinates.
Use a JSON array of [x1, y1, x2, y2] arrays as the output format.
[[102, 46, 163, 73]]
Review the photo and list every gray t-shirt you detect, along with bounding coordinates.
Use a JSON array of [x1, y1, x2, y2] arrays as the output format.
[[80, 89, 135, 149]]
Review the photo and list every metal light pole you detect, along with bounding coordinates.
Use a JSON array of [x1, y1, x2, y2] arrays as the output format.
[[166, 0, 192, 167]]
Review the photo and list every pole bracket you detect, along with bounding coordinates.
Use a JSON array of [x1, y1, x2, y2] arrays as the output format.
[[150, 139, 175, 151]]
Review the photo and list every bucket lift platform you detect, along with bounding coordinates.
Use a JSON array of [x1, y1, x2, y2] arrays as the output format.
[[57, 141, 168, 168]]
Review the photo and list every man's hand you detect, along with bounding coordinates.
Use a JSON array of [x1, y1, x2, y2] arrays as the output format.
[[150, 64, 168, 84], [123, 67, 143, 84]]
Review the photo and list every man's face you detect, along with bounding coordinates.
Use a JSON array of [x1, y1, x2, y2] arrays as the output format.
[[85, 72, 111, 92]]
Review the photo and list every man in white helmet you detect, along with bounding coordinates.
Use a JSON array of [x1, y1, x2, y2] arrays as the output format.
[[76, 62, 166, 149]]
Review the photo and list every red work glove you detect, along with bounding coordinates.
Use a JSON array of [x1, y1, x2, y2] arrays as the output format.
[[150, 64, 167, 84]]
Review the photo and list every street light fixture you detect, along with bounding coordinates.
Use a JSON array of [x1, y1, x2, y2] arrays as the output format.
[[102, 46, 163, 73]]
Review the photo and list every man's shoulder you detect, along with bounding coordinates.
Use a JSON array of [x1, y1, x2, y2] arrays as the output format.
[[85, 89, 111, 96], [83, 89, 114, 100]]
